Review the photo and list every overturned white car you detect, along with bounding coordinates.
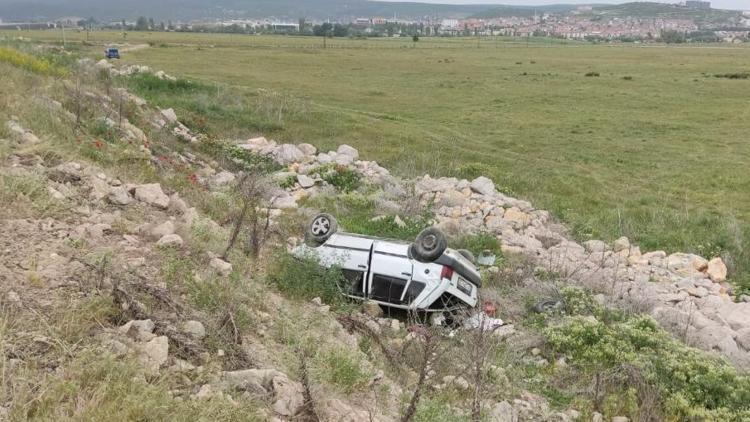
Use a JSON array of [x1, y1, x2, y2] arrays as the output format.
[[293, 214, 482, 316]]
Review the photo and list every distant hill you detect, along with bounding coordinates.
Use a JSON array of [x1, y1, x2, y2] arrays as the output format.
[[471, 4, 586, 19], [473, 2, 742, 25], [582, 2, 742, 25], [0, 0, 496, 22]]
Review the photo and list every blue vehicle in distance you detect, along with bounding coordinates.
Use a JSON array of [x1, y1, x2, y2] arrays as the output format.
[[105, 48, 120, 59]]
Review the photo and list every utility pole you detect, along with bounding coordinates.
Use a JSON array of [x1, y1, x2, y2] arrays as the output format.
[[61, 22, 67, 48]]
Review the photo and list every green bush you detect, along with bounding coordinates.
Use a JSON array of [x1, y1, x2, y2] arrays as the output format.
[[546, 299, 750, 420], [0, 47, 67, 77], [267, 250, 349, 308], [199, 140, 280, 174], [310, 164, 361, 192], [313, 348, 371, 394]]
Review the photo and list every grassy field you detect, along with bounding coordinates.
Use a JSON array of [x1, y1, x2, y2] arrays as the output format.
[[4, 30, 750, 286]]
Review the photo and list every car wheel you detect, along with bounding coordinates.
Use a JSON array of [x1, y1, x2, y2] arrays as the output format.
[[457, 249, 476, 264], [307, 213, 338, 245], [533, 299, 562, 313], [410, 227, 448, 263]]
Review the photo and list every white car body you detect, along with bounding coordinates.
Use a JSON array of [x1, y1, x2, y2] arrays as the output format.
[[294, 232, 481, 313]]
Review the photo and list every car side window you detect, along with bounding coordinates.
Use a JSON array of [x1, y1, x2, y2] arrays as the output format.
[[341, 269, 365, 297]]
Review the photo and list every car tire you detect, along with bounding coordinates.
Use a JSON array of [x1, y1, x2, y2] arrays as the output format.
[[410, 227, 448, 263], [533, 299, 562, 313], [458, 249, 476, 264], [307, 213, 338, 245]]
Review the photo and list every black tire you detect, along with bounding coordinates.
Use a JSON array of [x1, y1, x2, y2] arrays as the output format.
[[410, 227, 448, 263], [307, 213, 338, 245], [533, 299, 562, 314], [458, 249, 476, 264]]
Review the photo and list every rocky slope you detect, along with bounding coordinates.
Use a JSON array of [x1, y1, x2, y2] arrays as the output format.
[[230, 133, 748, 369]]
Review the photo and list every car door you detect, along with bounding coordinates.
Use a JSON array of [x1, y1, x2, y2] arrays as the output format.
[[320, 234, 373, 298], [367, 241, 413, 305]]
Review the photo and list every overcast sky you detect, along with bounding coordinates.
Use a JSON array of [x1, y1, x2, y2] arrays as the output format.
[[376, 0, 748, 11]]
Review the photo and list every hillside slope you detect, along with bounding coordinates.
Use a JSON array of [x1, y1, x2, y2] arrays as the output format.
[[0, 0, 494, 21], [2, 43, 750, 421]]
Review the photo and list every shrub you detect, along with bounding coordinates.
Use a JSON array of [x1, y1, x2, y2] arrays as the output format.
[[313, 348, 371, 394], [310, 164, 361, 192], [0, 47, 67, 77], [199, 139, 280, 174], [546, 292, 750, 420], [267, 250, 349, 308], [279, 174, 297, 190], [585, 72, 600, 77], [714, 73, 750, 80]]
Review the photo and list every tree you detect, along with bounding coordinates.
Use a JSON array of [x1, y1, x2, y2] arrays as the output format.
[[660, 29, 685, 44], [159, 21, 165, 31], [135, 16, 148, 31], [332, 23, 348, 37], [148, 18, 155, 30], [298, 17, 306, 34], [412, 34, 419, 47], [313, 23, 332, 37]]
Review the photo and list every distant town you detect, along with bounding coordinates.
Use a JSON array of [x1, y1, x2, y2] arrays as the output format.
[[1, 1, 749, 44]]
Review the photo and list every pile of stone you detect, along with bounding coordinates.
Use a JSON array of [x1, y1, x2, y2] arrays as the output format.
[[92, 59, 177, 80]]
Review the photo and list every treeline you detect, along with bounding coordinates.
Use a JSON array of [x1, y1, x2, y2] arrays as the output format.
[[584, 29, 725, 44]]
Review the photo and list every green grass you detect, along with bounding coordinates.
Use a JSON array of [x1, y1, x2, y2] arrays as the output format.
[[312, 347, 372, 394], [7, 31, 750, 288], [305, 192, 433, 241], [10, 350, 263, 421]]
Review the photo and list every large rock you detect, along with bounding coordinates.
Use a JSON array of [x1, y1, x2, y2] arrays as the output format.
[[297, 174, 315, 189], [150, 220, 176, 238], [210, 257, 233, 276], [273, 144, 304, 165], [666, 253, 708, 277], [182, 320, 206, 340], [320, 399, 372, 422], [613, 236, 631, 253], [160, 108, 178, 124], [470, 176, 495, 196], [271, 376, 305, 416], [707, 258, 728, 283], [221, 369, 304, 417], [298, 143, 317, 156], [48, 162, 83, 183], [107, 186, 133, 205], [583, 240, 608, 253], [502, 207, 531, 228], [157, 234, 183, 247], [721, 303, 750, 331], [134, 184, 170, 209], [271, 192, 297, 209], [490, 401, 518, 422], [138, 336, 169, 373], [438, 189, 467, 208], [337, 144, 359, 160], [362, 301, 383, 318], [119, 319, 156, 342]]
